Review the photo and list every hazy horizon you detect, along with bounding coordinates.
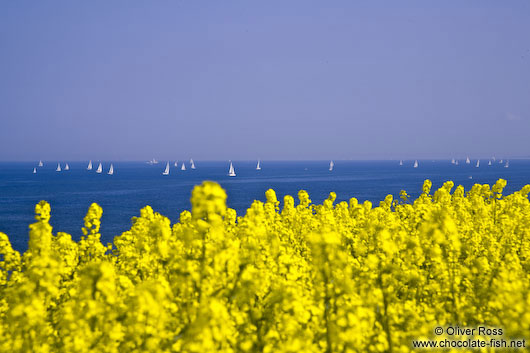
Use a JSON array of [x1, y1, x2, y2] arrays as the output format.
[[1, 157, 529, 163], [1, 1, 529, 161]]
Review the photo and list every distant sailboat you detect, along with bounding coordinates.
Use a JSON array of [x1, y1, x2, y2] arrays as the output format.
[[64, 163, 70, 171], [87, 160, 93, 170], [455, 160, 459, 165], [56, 163, 61, 172], [466, 156, 470, 164], [451, 158, 455, 164], [174, 161, 178, 167], [256, 160, 261, 170], [499, 159, 503, 164], [38, 160, 43, 167], [413, 160, 418, 168], [190, 159, 196, 169], [492, 156, 496, 162], [147, 158, 159, 165], [163, 162, 170, 175], [181, 163, 186, 171], [108, 164, 114, 175], [488, 160, 492, 166], [96, 163, 102, 174], [228, 161, 236, 177], [469, 176, 473, 179], [505, 160, 509, 168], [476, 160, 480, 168], [33, 167, 37, 174], [329, 160, 334, 171], [399, 160, 403, 166]]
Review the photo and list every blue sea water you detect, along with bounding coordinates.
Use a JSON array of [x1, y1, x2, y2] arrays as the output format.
[[1, 160, 529, 253]]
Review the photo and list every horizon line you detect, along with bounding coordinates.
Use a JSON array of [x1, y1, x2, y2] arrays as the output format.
[[1, 157, 529, 163]]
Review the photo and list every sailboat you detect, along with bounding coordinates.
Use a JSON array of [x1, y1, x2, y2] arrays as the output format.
[[455, 160, 459, 165], [174, 161, 178, 167], [413, 160, 418, 168], [56, 163, 61, 172], [96, 163, 102, 174], [329, 160, 334, 171], [228, 161, 236, 177], [505, 160, 509, 168], [190, 159, 196, 169], [163, 162, 170, 175], [256, 160, 261, 170], [466, 156, 470, 164], [476, 160, 480, 168], [33, 167, 37, 174], [451, 158, 455, 164], [181, 163, 186, 171], [64, 163, 70, 171], [499, 159, 504, 164], [488, 160, 492, 166], [399, 160, 403, 166], [38, 160, 43, 167], [87, 160, 93, 170], [108, 164, 114, 175]]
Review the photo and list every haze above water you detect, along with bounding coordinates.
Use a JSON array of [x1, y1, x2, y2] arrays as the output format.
[[1, 1, 530, 161]]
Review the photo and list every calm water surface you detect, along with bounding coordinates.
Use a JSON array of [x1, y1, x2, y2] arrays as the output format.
[[1, 160, 529, 252]]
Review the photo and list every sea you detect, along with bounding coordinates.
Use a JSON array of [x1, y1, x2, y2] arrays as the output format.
[[1, 160, 529, 253]]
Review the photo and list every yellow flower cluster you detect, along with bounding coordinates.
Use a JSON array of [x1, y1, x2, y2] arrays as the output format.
[[1, 179, 530, 352]]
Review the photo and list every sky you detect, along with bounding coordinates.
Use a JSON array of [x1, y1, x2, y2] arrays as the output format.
[[1, 1, 529, 161]]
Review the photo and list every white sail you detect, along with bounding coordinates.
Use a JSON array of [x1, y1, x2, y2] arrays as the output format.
[[163, 162, 170, 175], [38, 160, 43, 167], [329, 160, 334, 171], [108, 164, 114, 175], [466, 156, 470, 164], [228, 161, 236, 177], [256, 160, 261, 170], [499, 159, 503, 164], [505, 160, 509, 168], [476, 160, 480, 168], [399, 160, 403, 166], [488, 160, 492, 166], [64, 163, 70, 171], [413, 160, 418, 168], [96, 163, 102, 173], [492, 156, 496, 162], [190, 159, 196, 169], [181, 163, 186, 171], [451, 158, 455, 164], [33, 167, 37, 174], [87, 160, 93, 170], [56, 163, 61, 172], [174, 161, 178, 167], [455, 160, 459, 165]]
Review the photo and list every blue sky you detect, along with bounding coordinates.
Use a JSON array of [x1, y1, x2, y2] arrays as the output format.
[[1, 1, 529, 161]]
